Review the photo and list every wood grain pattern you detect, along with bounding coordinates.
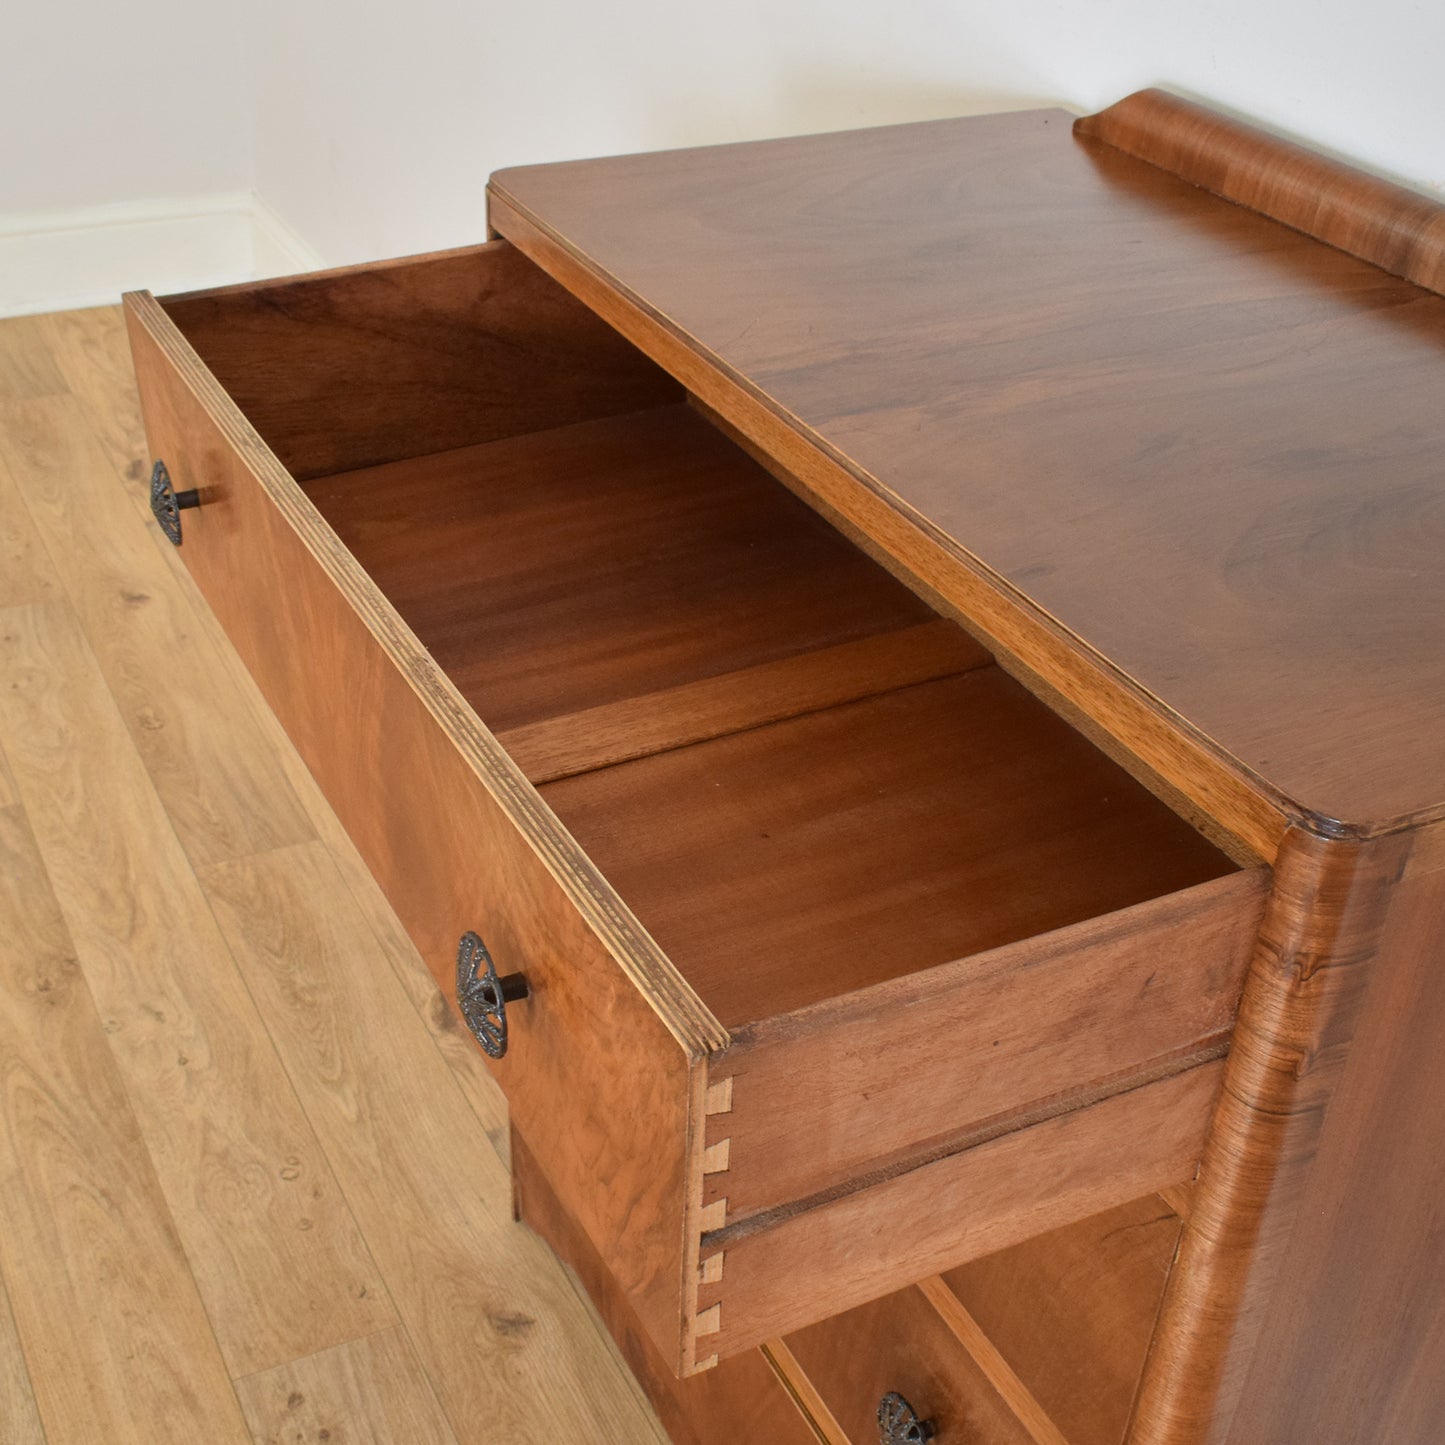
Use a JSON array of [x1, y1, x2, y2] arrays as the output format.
[[305, 403, 943, 736], [490, 109, 1445, 839], [126, 289, 722, 1374], [0, 313, 68, 398], [1076, 88, 1445, 297], [545, 668, 1237, 1026], [34, 304, 151, 484], [163, 240, 680, 479], [235, 1328, 459, 1445], [698, 1062, 1223, 1357], [513, 1130, 820, 1445], [203, 843, 671, 1445], [1223, 838, 1445, 1442], [1131, 828, 1410, 1444], [0, 600, 391, 1379], [500, 619, 986, 783], [710, 870, 1263, 1218], [0, 802, 249, 1443], [0, 394, 316, 868], [0, 454, 63, 610], [783, 1282, 1032, 1445], [941, 1196, 1184, 1445]]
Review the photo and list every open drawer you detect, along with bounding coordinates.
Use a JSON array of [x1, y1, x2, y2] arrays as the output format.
[[124, 240, 1267, 1378]]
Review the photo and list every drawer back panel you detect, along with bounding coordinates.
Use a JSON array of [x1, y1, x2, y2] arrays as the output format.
[[161, 241, 681, 479]]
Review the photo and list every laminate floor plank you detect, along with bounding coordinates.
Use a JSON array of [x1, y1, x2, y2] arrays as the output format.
[[0, 742, 16, 811], [0, 600, 394, 1379], [235, 1326, 459, 1445], [0, 394, 316, 868], [201, 841, 670, 1445], [0, 803, 249, 1443], [0, 314, 68, 400], [35, 305, 150, 487], [0, 1262, 46, 1445], [0, 455, 64, 610]]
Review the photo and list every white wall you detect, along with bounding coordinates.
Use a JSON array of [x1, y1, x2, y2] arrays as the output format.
[[3, 0, 1443, 312], [0, 0, 268, 313], [246, 0, 1445, 270]]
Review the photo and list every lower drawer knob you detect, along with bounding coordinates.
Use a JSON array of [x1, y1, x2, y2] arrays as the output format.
[[456, 930, 529, 1059], [878, 1392, 936, 1444], [149, 459, 201, 546]]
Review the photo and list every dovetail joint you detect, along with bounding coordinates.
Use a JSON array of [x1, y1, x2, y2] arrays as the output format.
[[704, 1077, 734, 1115]]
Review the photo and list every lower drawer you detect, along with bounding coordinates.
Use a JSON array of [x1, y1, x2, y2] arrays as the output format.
[[125, 240, 1266, 1377], [780, 1284, 1033, 1445]]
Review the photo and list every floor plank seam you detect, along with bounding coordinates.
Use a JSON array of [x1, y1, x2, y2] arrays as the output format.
[[0, 1170, 52, 1445]]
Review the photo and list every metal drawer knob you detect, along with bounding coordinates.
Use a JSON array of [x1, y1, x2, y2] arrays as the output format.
[[456, 930, 529, 1059], [149, 459, 200, 546], [878, 1392, 936, 1444]]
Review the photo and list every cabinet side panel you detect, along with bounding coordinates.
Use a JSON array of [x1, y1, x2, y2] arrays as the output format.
[[1224, 837, 1445, 1442], [1130, 828, 1411, 1444], [125, 295, 712, 1372]]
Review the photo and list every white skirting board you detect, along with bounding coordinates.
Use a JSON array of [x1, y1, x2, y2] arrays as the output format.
[[0, 193, 324, 318]]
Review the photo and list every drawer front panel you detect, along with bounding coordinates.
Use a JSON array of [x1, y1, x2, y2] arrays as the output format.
[[124, 289, 721, 1375], [699, 1059, 1224, 1356], [711, 868, 1267, 1219], [781, 1284, 1034, 1445]]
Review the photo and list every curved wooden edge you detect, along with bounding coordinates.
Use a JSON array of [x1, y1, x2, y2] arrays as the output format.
[[1075, 88, 1445, 298], [1127, 825, 1412, 1443]]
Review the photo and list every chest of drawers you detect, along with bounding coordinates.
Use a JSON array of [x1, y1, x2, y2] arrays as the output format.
[[126, 88, 1445, 1443]]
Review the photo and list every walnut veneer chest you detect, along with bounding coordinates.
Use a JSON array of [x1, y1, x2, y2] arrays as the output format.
[[125, 89, 1445, 1444]]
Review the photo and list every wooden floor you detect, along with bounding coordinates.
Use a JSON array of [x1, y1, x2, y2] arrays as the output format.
[[0, 306, 670, 1444]]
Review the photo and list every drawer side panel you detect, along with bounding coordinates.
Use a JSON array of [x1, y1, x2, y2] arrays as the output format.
[[125, 293, 720, 1374]]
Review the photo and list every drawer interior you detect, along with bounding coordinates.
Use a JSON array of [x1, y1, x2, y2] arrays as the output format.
[[778, 1190, 1187, 1445], [938, 1192, 1186, 1445], [161, 240, 1244, 1033]]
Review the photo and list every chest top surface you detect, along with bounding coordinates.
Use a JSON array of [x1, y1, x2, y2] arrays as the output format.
[[490, 106, 1445, 838]]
